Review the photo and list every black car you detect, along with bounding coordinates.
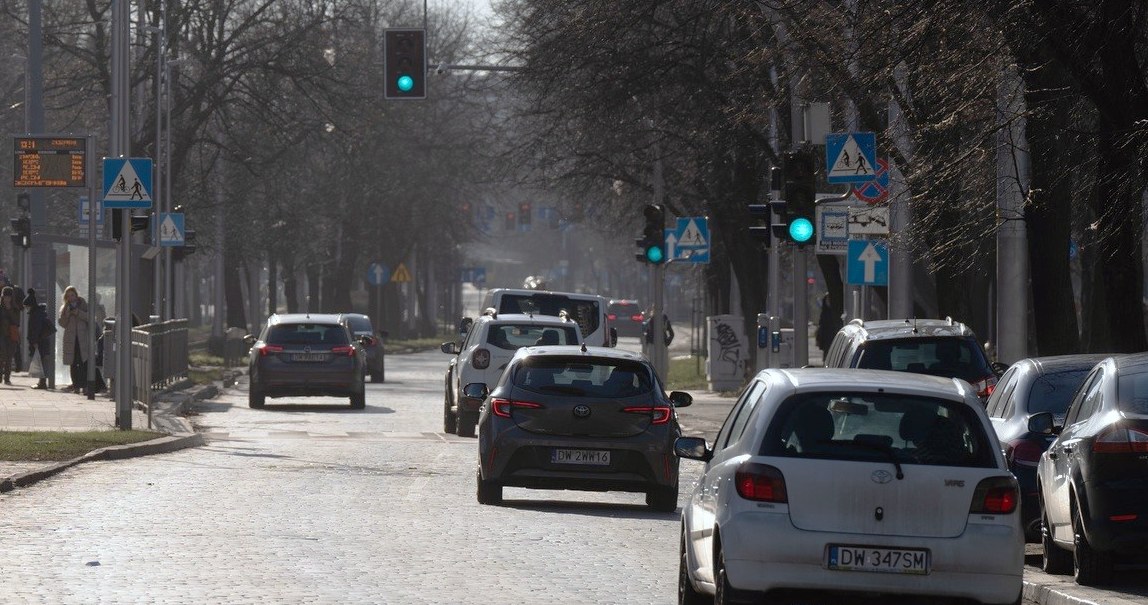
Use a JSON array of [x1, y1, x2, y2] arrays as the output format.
[[246, 313, 372, 409], [1036, 353, 1148, 585], [607, 299, 644, 338], [338, 313, 386, 383], [472, 345, 692, 511], [985, 354, 1108, 541]]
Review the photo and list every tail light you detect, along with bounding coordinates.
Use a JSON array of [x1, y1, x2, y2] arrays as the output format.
[[491, 398, 543, 418], [258, 344, 284, 357], [970, 477, 1018, 514], [607, 313, 618, 321], [735, 462, 787, 503], [630, 314, 643, 322], [330, 345, 356, 357], [971, 375, 998, 399], [1005, 439, 1043, 467], [1092, 425, 1148, 453], [472, 348, 491, 369], [622, 405, 672, 424]]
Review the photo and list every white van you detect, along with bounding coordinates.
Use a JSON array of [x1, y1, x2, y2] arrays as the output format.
[[481, 288, 615, 347]]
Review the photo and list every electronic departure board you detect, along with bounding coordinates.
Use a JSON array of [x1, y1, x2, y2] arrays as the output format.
[[13, 136, 87, 187]]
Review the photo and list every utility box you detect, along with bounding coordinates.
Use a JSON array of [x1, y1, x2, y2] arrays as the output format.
[[706, 315, 747, 391], [769, 328, 796, 368]]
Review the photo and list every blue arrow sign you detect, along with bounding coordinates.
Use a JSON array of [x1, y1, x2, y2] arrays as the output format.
[[847, 239, 889, 286], [102, 157, 154, 209], [826, 132, 877, 184], [367, 262, 391, 286]]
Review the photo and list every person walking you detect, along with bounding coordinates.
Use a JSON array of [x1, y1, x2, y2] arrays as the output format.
[[815, 293, 843, 356], [59, 285, 92, 393], [0, 285, 22, 385], [23, 289, 55, 389]]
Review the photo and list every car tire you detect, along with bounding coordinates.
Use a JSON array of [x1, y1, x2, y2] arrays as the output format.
[[1072, 503, 1112, 586], [443, 393, 457, 434], [679, 533, 707, 605], [476, 470, 502, 505], [249, 388, 265, 409], [646, 484, 678, 512], [370, 369, 383, 384], [1041, 509, 1071, 575], [350, 389, 366, 410], [457, 411, 478, 438], [714, 545, 752, 605]]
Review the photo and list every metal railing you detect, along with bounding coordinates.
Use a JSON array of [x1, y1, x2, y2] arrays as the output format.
[[130, 319, 189, 421]]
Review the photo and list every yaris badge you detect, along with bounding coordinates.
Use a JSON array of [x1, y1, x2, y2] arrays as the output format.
[[871, 470, 893, 484], [573, 404, 591, 418]]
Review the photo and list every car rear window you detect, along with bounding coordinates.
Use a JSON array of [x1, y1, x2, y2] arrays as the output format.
[[498, 294, 601, 339], [486, 324, 580, 350], [511, 356, 653, 398], [1118, 369, 1148, 415], [854, 337, 992, 382], [266, 323, 349, 346], [1027, 369, 1093, 415], [760, 393, 996, 468], [608, 302, 640, 317], [344, 316, 373, 334]]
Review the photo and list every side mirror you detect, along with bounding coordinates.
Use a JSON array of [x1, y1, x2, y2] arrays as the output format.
[[674, 436, 712, 462], [991, 361, 1010, 377], [359, 335, 376, 347], [1027, 411, 1057, 435], [462, 382, 488, 401], [243, 334, 256, 347], [669, 391, 693, 408], [440, 342, 460, 355], [609, 327, 618, 347]]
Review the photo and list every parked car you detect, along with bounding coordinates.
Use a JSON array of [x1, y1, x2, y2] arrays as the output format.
[[822, 317, 1003, 400], [1036, 353, 1148, 585], [984, 354, 1109, 541], [441, 311, 583, 437], [337, 313, 386, 383], [675, 368, 1023, 605], [245, 313, 371, 409], [473, 345, 692, 511], [482, 287, 616, 348], [607, 299, 644, 338]]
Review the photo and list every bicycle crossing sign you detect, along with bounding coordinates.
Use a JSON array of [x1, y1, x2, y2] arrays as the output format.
[[102, 157, 153, 209]]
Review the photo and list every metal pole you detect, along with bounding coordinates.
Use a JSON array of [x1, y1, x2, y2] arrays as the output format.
[[768, 170, 782, 368], [86, 136, 97, 399], [794, 245, 809, 368], [152, 22, 163, 318], [163, 53, 174, 319], [112, 0, 133, 430]]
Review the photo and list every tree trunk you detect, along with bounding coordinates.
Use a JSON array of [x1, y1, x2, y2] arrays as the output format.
[[224, 251, 246, 330]]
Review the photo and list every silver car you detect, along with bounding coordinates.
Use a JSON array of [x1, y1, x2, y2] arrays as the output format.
[[675, 368, 1023, 605], [472, 345, 692, 511]]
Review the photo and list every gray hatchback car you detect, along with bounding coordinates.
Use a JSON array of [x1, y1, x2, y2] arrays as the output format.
[[471, 345, 692, 511], [246, 313, 371, 409]]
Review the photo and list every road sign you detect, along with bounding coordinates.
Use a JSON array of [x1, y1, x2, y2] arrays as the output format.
[[78, 196, 104, 226], [367, 262, 391, 286], [847, 239, 889, 286], [848, 206, 890, 235], [102, 157, 153, 209], [158, 212, 185, 246], [826, 132, 878, 184], [851, 157, 890, 204], [392, 262, 412, 283], [460, 267, 487, 285], [815, 202, 850, 256], [14, 136, 87, 187], [665, 217, 709, 263]]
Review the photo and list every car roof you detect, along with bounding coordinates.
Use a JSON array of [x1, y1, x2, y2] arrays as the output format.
[[608, 299, 639, 305], [489, 288, 604, 301], [268, 313, 342, 325], [844, 317, 976, 341], [1113, 352, 1148, 373], [757, 367, 976, 401], [336, 313, 369, 320], [1020, 354, 1110, 374], [511, 344, 646, 362], [476, 313, 581, 326]]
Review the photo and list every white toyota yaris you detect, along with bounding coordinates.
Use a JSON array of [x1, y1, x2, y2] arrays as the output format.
[[675, 368, 1024, 605]]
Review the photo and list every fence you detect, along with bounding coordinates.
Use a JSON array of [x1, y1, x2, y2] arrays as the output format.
[[130, 319, 189, 420]]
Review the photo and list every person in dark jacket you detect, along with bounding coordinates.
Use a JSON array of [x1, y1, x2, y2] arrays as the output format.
[[23, 289, 55, 390], [815, 293, 843, 356], [0, 285, 21, 385]]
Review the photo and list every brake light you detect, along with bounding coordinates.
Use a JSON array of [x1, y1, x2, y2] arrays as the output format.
[[472, 348, 490, 370], [1005, 439, 1044, 467], [258, 344, 284, 357], [971, 375, 997, 399], [970, 477, 1018, 514], [734, 462, 787, 503], [622, 405, 672, 424], [631, 314, 643, 322], [491, 398, 543, 418], [607, 313, 617, 321], [331, 345, 355, 357], [1110, 514, 1138, 522], [1092, 426, 1148, 453]]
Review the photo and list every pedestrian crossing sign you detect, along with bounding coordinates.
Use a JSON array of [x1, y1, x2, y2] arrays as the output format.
[[825, 132, 878, 184], [102, 157, 154, 209], [158, 212, 185, 246]]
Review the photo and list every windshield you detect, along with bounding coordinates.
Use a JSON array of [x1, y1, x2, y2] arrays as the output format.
[[512, 356, 653, 398], [1118, 368, 1148, 415], [486, 324, 580, 350], [1027, 369, 1092, 415], [855, 337, 991, 382], [498, 294, 601, 338], [265, 323, 349, 346], [344, 316, 373, 334]]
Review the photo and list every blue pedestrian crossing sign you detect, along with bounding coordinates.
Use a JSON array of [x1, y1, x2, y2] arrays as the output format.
[[665, 217, 709, 263], [367, 262, 391, 286], [826, 132, 878, 184], [102, 157, 154, 209], [847, 239, 889, 286], [158, 212, 185, 246]]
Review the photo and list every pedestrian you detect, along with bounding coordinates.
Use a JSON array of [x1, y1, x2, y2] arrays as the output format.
[[0, 285, 22, 385], [23, 289, 55, 389], [815, 293, 843, 355], [58, 285, 92, 393], [643, 311, 674, 346]]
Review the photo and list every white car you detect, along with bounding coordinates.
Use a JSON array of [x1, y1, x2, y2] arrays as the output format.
[[441, 312, 583, 437], [675, 368, 1024, 605]]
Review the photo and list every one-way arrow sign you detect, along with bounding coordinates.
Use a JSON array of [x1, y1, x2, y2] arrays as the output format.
[[847, 239, 889, 286]]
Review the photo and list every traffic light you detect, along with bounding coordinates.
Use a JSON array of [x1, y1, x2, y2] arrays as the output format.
[[182, 229, 197, 255], [111, 211, 151, 241], [635, 203, 666, 264], [9, 216, 30, 248], [505, 212, 515, 231], [782, 150, 817, 245], [16, 192, 30, 211], [519, 202, 532, 227], [383, 29, 426, 100]]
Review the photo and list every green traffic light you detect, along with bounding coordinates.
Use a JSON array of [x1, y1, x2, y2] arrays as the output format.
[[789, 217, 814, 243], [397, 74, 414, 92], [646, 245, 665, 264]]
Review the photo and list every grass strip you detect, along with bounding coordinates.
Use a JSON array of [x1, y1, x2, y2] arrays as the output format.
[[0, 430, 162, 462]]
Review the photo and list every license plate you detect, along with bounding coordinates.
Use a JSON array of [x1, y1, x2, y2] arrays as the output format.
[[827, 545, 929, 575], [291, 353, 327, 362], [551, 449, 610, 466]]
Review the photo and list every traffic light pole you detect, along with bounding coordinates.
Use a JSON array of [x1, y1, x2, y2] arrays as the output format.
[[112, 0, 133, 430], [767, 173, 782, 368], [651, 262, 667, 382], [794, 245, 809, 368]]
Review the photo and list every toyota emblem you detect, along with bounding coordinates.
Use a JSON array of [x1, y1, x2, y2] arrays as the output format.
[[871, 470, 893, 484], [303, 346, 311, 353], [573, 404, 591, 418]]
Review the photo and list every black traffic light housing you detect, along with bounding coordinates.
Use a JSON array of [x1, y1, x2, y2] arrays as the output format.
[[175, 228, 197, 261], [781, 149, 817, 245], [9, 216, 30, 249], [16, 192, 30, 211], [635, 203, 666, 264], [518, 202, 532, 227], [383, 29, 427, 100], [112, 211, 151, 241]]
